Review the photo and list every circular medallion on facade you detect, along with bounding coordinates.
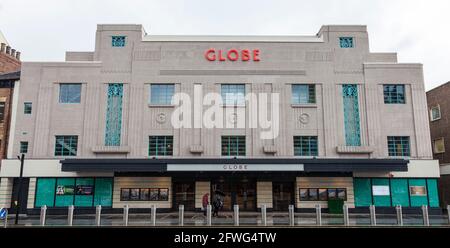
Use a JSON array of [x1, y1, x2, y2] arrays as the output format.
[[298, 113, 310, 124], [156, 113, 166, 124]]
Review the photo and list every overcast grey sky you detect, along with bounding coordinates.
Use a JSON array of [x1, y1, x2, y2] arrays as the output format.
[[0, 0, 449, 90]]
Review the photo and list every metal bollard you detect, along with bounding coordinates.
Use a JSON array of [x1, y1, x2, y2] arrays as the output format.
[[316, 204, 322, 226], [447, 205, 450, 225], [369, 205, 377, 226], [123, 205, 129, 226], [179, 205, 184, 226], [234, 205, 239, 226], [343, 204, 349, 226], [422, 205, 429, 226], [396, 205, 403, 226], [206, 204, 212, 226], [151, 205, 157, 226], [288, 205, 295, 226], [40, 205, 47, 226], [68, 205, 74, 226], [95, 205, 102, 227], [261, 204, 267, 226]]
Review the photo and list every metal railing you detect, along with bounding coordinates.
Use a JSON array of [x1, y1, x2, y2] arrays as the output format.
[[3, 204, 450, 227]]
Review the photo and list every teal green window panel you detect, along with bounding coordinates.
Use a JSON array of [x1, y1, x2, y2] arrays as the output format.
[[112, 36, 126, 47], [24, 102, 32, 114], [221, 136, 246, 156], [35, 178, 56, 207], [388, 136, 410, 157], [372, 179, 391, 207], [409, 179, 428, 207], [383, 85, 405, 104], [148, 136, 173, 156], [427, 179, 439, 207], [339, 37, 354, 48], [342, 84, 361, 146], [94, 178, 113, 207], [353, 178, 372, 207], [390, 179, 409, 207], [55, 178, 75, 207], [105, 83, 123, 146], [293, 136, 318, 156], [54, 135, 78, 156], [20, 141, 28, 154], [74, 178, 94, 207]]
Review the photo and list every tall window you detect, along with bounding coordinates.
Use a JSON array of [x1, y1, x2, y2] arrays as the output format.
[[24, 102, 32, 114], [20, 141, 28, 154], [430, 106, 441, 121], [54, 136, 78, 156], [148, 136, 173, 156], [221, 84, 245, 106], [105, 83, 123, 146], [221, 136, 246, 156], [150, 84, 175, 105], [0, 102, 5, 123], [59, 84, 82, 103], [292, 84, 315, 104], [383, 85, 405, 104], [112, 36, 126, 47], [339, 37, 354, 48], [387, 136, 410, 157], [342, 84, 361, 146], [294, 136, 318, 156]]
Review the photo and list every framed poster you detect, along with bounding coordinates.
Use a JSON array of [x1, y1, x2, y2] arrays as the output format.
[[130, 188, 140, 201], [140, 189, 150, 201], [75, 185, 94, 195], [410, 186, 427, 196], [150, 189, 159, 201], [372, 186, 390, 196], [159, 188, 169, 201], [120, 189, 130, 201], [56, 185, 75, 195]]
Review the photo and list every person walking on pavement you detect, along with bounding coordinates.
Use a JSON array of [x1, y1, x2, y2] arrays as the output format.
[[202, 193, 209, 216]]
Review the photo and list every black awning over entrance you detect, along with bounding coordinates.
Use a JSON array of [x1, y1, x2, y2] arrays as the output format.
[[60, 158, 408, 173]]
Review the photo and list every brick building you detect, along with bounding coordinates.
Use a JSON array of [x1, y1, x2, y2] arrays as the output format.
[[427, 82, 450, 207], [0, 30, 21, 161]]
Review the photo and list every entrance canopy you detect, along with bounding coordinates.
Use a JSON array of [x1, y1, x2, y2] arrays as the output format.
[[60, 158, 408, 173]]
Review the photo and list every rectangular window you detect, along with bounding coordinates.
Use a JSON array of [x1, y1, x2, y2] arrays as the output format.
[[112, 36, 126, 47], [387, 136, 410, 157], [339, 37, 354, 48], [292, 84, 315, 104], [148, 136, 173, 156], [120, 188, 169, 201], [383, 85, 405, 104], [24, 102, 32, 114], [434, 138, 445, 154], [342, 84, 361, 146], [299, 188, 347, 201], [150, 84, 175, 105], [54, 135, 78, 156], [221, 136, 246, 156], [59, 83, 82, 103], [20, 141, 28, 154], [0, 102, 5, 123], [293, 136, 318, 156], [221, 84, 245, 106], [105, 83, 123, 146], [430, 105, 441, 121]]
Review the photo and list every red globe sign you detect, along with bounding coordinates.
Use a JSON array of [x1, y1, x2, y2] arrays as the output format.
[[205, 49, 260, 62]]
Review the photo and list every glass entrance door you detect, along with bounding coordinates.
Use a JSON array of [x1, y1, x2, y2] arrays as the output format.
[[173, 182, 195, 211], [272, 182, 294, 211], [212, 177, 256, 211]]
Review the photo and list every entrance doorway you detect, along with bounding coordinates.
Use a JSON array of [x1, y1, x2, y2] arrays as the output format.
[[211, 177, 256, 211], [173, 182, 195, 211], [272, 182, 295, 211], [10, 178, 30, 214]]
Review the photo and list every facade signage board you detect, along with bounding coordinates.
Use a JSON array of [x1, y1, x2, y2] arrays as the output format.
[[167, 164, 303, 171]]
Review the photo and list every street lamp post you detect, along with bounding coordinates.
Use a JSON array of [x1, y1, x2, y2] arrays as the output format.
[[15, 154, 25, 225]]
